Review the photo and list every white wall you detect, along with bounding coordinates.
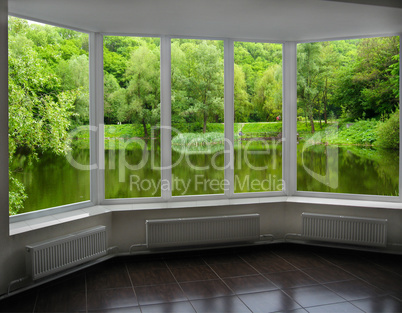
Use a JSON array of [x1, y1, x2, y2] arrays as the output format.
[[1, 202, 402, 295]]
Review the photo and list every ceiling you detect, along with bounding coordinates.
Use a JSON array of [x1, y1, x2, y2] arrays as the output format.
[[325, 0, 402, 9], [8, 0, 402, 41]]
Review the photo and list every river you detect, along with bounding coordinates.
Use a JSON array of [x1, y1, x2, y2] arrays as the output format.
[[12, 143, 399, 214]]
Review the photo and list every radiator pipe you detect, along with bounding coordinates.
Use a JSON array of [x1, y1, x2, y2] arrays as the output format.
[[107, 246, 119, 254], [129, 244, 147, 254], [284, 233, 302, 241], [260, 234, 275, 241], [7, 277, 29, 295]]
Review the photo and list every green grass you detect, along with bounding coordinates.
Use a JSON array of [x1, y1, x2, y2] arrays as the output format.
[[171, 132, 230, 154], [304, 120, 379, 146], [240, 122, 282, 134], [74, 120, 385, 151], [297, 121, 332, 139]]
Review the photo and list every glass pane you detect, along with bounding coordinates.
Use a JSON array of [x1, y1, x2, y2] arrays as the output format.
[[297, 37, 399, 196], [8, 17, 90, 215], [104, 36, 161, 198], [234, 42, 283, 193], [171, 39, 224, 196]]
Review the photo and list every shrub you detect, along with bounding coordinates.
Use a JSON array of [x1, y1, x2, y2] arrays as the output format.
[[377, 110, 399, 150]]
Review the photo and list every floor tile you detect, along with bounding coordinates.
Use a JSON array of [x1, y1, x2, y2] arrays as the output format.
[[209, 261, 258, 278], [302, 265, 355, 283], [180, 279, 234, 300], [239, 290, 302, 313], [202, 253, 243, 264], [283, 285, 345, 308], [351, 295, 402, 313], [340, 263, 402, 295], [141, 301, 196, 313], [191, 296, 252, 313], [276, 251, 329, 269], [170, 265, 218, 282], [88, 307, 141, 313], [324, 279, 385, 301], [86, 263, 132, 290], [135, 283, 187, 305], [128, 268, 176, 286], [367, 254, 402, 276], [239, 250, 275, 263], [35, 288, 86, 312], [246, 255, 297, 273], [316, 252, 366, 266], [41, 272, 86, 292], [4, 244, 402, 313], [126, 259, 167, 270], [165, 257, 206, 268], [305, 301, 364, 313], [223, 275, 278, 294], [87, 288, 138, 311], [0, 290, 37, 313], [264, 270, 318, 289]]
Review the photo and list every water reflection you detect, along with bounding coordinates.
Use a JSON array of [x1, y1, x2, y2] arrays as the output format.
[[12, 142, 399, 213]]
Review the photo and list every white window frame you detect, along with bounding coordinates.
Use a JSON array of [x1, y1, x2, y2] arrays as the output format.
[[7, 17, 402, 222], [8, 15, 95, 223], [293, 34, 402, 203]]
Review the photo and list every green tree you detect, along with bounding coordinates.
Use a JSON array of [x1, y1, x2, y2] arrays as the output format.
[[123, 45, 160, 137], [336, 37, 399, 119], [8, 37, 77, 214], [8, 17, 89, 215], [297, 42, 323, 133], [56, 54, 90, 127], [172, 40, 224, 133], [253, 64, 282, 121], [234, 64, 251, 122]]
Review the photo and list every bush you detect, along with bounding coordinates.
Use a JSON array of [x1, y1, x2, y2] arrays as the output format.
[[377, 110, 399, 149]]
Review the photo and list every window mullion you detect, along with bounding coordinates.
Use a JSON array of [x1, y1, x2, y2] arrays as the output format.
[[160, 36, 172, 200], [89, 32, 104, 205], [283, 42, 297, 196], [1, 0, 8, 232], [399, 35, 402, 203], [224, 39, 234, 198]]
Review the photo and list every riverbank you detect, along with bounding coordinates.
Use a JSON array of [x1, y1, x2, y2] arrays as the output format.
[[70, 119, 397, 150]]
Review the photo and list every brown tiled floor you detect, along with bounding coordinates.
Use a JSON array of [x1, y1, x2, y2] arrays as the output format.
[[1, 243, 402, 312]]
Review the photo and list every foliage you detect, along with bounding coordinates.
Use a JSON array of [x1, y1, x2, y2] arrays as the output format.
[[234, 64, 251, 122], [172, 40, 224, 133], [121, 45, 160, 137], [377, 110, 399, 149], [297, 37, 399, 133], [297, 42, 323, 133], [305, 120, 379, 146], [8, 17, 88, 215]]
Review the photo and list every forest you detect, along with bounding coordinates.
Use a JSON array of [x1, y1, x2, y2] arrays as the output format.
[[8, 16, 400, 215]]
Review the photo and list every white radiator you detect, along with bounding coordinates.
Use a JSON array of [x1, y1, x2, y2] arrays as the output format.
[[26, 226, 107, 280], [302, 213, 387, 247], [146, 214, 260, 249]]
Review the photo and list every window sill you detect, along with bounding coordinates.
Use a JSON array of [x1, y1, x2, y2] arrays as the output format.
[[9, 196, 402, 236]]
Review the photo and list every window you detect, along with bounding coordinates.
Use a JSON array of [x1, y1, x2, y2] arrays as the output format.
[[297, 36, 400, 196], [171, 39, 225, 196], [8, 20, 401, 218], [103, 36, 161, 199], [234, 41, 283, 193], [8, 17, 90, 215]]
